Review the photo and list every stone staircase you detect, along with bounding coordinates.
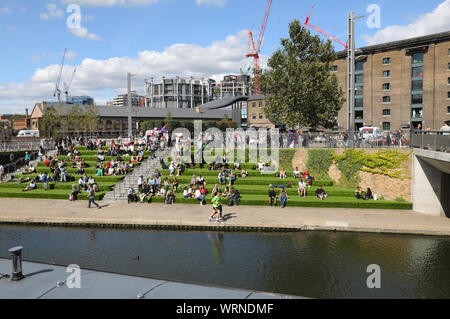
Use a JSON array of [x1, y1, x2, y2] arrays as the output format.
[[102, 149, 172, 202]]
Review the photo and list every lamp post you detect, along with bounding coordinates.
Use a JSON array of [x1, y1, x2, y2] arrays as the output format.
[[127, 73, 136, 138]]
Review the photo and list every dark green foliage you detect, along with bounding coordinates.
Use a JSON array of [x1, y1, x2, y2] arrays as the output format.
[[306, 149, 333, 180], [259, 19, 345, 129]]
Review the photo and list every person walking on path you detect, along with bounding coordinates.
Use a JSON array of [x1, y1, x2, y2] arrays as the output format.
[[209, 191, 222, 223], [88, 184, 101, 209]]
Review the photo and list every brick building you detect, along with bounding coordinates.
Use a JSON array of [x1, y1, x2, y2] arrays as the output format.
[[246, 95, 274, 129], [333, 31, 450, 131]]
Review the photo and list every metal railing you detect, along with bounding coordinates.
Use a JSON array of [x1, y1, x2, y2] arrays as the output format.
[[0, 139, 55, 152], [410, 130, 450, 152]]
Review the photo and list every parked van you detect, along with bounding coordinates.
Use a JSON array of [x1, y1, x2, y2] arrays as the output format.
[[17, 130, 40, 138], [359, 127, 381, 139]]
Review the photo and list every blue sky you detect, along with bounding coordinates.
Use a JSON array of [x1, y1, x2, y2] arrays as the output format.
[[0, 0, 449, 113]]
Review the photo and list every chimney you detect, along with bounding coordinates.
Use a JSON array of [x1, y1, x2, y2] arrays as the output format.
[[25, 108, 29, 120]]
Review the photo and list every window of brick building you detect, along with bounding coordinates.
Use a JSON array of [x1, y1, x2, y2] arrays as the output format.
[[382, 109, 391, 116], [383, 70, 390, 78], [259, 102, 263, 107], [447, 106, 450, 114], [382, 122, 391, 131], [382, 83, 390, 90], [383, 57, 391, 65], [382, 96, 391, 103], [332, 65, 338, 72], [252, 102, 256, 108], [259, 113, 263, 119], [252, 114, 256, 119]]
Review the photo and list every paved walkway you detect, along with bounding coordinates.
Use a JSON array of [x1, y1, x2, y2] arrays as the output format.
[[1, 198, 450, 236]]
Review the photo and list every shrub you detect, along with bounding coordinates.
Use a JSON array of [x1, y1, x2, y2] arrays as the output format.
[[306, 149, 333, 180]]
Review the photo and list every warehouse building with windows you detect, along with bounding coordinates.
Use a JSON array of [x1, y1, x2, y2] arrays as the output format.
[[333, 31, 450, 131]]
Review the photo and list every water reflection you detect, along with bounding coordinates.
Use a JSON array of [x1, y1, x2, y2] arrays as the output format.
[[1, 225, 450, 298]]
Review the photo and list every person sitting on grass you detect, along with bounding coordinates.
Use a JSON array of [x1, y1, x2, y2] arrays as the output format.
[[88, 176, 96, 187], [96, 167, 103, 177], [305, 173, 314, 187], [78, 175, 88, 192], [315, 186, 328, 200], [69, 184, 79, 201], [222, 186, 230, 198], [163, 177, 170, 192], [183, 186, 192, 198], [147, 185, 156, 203], [172, 177, 179, 193], [165, 190, 175, 204], [364, 188, 373, 200], [169, 162, 175, 176], [279, 168, 287, 179], [42, 172, 49, 191], [279, 188, 288, 208], [212, 184, 221, 197], [128, 187, 138, 203], [25, 164, 35, 174], [269, 187, 277, 207], [195, 187, 206, 206], [298, 179, 307, 197], [240, 168, 248, 179], [230, 187, 241, 206], [355, 187, 363, 200], [157, 187, 166, 197], [228, 171, 237, 186], [196, 175, 205, 187], [218, 171, 226, 185], [22, 179, 37, 192], [139, 182, 149, 203], [293, 167, 301, 179]]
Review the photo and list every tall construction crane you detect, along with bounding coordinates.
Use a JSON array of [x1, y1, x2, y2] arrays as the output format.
[[304, 7, 348, 50], [246, 0, 272, 95], [53, 48, 67, 103], [64, 68, 77, 102]]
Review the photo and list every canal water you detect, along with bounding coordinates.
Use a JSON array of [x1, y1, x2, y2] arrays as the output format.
[[1, 225, 450, 299]]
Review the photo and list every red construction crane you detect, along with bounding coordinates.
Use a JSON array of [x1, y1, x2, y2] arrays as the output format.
[[304, 6, 348, 50], [247, 0, 272, 95]]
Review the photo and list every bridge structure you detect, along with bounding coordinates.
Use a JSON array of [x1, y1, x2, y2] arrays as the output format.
[[411, 131, 450, 218]]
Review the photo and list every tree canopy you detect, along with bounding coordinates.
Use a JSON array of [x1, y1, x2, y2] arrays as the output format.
[[259, 19, 345, 129]]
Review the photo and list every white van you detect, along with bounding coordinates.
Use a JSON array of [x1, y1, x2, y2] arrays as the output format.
[[17, 130, 40, 138], [359, 127, 381, 139]]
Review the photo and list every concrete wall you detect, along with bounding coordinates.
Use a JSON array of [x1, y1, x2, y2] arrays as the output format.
[[413, 149, 450, 217]]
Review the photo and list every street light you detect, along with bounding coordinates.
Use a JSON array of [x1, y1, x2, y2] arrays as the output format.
[[127, 73, 137, 138]]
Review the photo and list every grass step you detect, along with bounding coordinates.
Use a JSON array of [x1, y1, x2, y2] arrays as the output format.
[[0, 188, 105, 200], [11, 174, 126, 183], [132, 194, 412, 210], [0, 182, 115, 192]]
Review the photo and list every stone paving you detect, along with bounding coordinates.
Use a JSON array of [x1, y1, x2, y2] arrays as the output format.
[[1, 198, 450, 236]]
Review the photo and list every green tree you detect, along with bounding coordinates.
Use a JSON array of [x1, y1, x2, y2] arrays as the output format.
[[40, 106, 61, 138], [83, 105, 100, 137], [67, 104, 84, 133], [259, 19, 345, 129]]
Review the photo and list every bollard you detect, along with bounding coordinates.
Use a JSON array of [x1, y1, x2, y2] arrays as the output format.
[[9, 246, 24, 281]]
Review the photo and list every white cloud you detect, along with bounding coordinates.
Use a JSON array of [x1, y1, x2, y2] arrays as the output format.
[[363, 0, 450, 45], [7, 25, 18, 32], [0, 6, 10, 14], [60, 0, 160, 6], [196, 0, 228, 7], [68, 26, 102, 41], [0, 30, 265, 113], [40, 3, 64, 20], [65, 51, 78, 60]]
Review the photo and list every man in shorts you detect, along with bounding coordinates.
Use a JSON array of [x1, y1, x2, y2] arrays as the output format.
[[209, 191, 222, 223]]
